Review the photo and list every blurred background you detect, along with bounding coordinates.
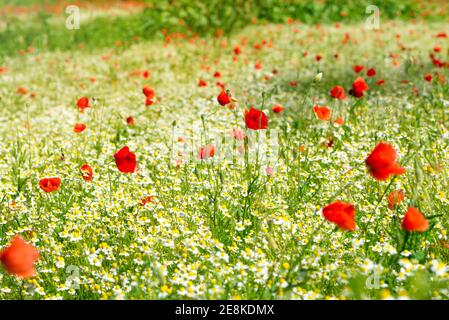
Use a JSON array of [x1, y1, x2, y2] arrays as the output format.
[[0, 0, 447, 58]]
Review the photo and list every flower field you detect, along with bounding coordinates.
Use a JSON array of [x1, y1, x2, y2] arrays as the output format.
[[0, 0, 449, 300]]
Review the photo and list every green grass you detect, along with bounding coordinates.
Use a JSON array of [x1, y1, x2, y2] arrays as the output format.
[[0, 0, 446, 59]]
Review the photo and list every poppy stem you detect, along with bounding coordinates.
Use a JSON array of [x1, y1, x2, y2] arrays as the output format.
[[362, 177, 397, 253], [286, 221, 324, 286], [400, 231, 411, 252]]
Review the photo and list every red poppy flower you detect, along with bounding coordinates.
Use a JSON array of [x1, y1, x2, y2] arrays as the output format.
[[334, 117, 344, 125], [387, 189, 404, 210], [365, 142, 405, 180], [330, 86, 346, 99], [114, 146, 137, 173], [254, 62, 262, 70], [376, 79, 385, 86], [198, 79, 207, 87], [245, 107, 268, 130], [80, 164, 93, 182], [143, 70, 150, 79], [272, 104, 284, 113], [402, 207, 429, 232], [145, 98, 153, 106], [323, 201, 356, 231], [430, 54, 445, 68], [0, 236, 39, 278], [353, 77, 369, 91], [349, 77, 369, 98], [77, 97, 90, 111], [17, 87, 28, 95], [213, 71, 221, 78], [233, 46, 241, 55], [142, 86, 155, 99], [74, 123, 86, 133], [39, 177, 61, 193], [436, 32, 447, 38], [424, 74, 433, 82], [313, 105, 331, 121], [199, 144, 215, 160], [367, 68, 376, 77], [217, 90, 231, 106], [139, 195, 154, 206], [315, 54, 322, 62], [126, 116, 135, 126], [353, 65, 364, 73]]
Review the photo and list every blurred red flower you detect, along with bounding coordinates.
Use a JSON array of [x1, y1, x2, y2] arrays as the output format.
[[80, 164, 93, 182], [365, 142, 405, 180], [126, 116, 135, 126], [0, 236, 39, 278], [74, 123, 86, 133], [77, 97, 90, 112], [142, 86, 155, 99], [402, 207, 429, 232], [334, 117, 344, 125], [17, 87, 28, 95], [145, 98, 153, 106], [139, 195, 154, 206], [387, 189, 404, 210], [217, 90, 231, 106], [353, 65, 364, 73], [114, 146, 137, 173], [330, 86, 346, 99], [245, 107, 268, 130], [367, 68, 376, 77], [323, 201, 356, 231], [199, 144, 215, 160], [39, 177, 61, 193], [313, 105, 331, 121], [272, 104, 284, 113], [349, 77, 369, 98]]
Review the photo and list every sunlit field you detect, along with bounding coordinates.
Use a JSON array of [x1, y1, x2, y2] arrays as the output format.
[[0, 0, 449, 300]]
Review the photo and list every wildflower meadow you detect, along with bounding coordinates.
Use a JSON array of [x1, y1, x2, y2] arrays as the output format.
[[0, 0, 449, 301]]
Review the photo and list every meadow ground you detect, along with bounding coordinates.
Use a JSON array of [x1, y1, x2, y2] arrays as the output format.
[[0, 1, 449, 300]]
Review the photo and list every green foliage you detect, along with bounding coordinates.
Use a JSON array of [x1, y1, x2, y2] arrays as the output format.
[[140, 0, 422, 35], [0, 0, 444, 58]]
